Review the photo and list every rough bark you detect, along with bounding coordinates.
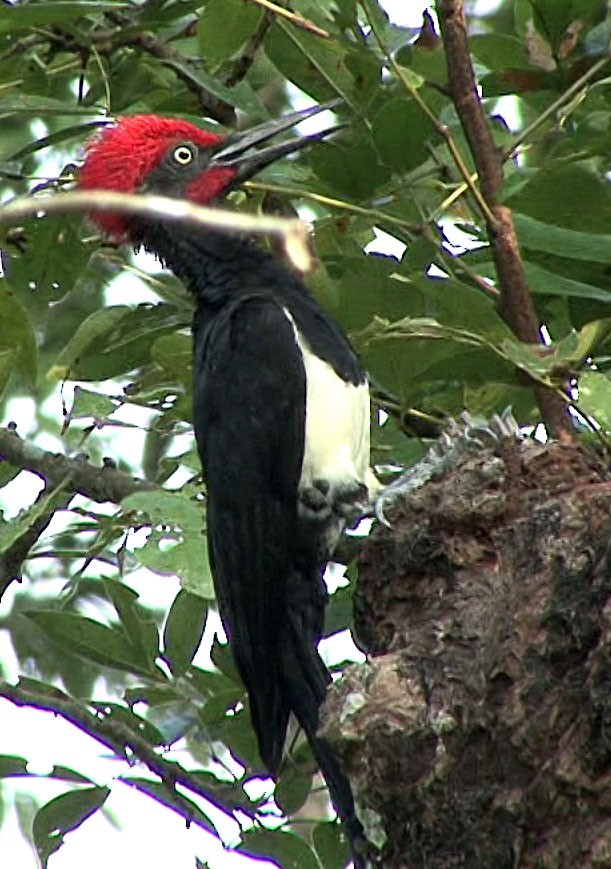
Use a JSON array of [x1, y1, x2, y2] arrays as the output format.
[[323, 438, 611, 868]]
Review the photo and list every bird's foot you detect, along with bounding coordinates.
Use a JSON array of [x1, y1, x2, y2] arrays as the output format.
[[298, 478, 369, 524], [374, 407, 521, 527]]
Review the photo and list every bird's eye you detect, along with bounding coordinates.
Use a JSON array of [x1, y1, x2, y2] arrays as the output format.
[[172, 144, 195, 165]]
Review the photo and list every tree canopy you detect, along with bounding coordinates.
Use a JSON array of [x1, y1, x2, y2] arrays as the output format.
[[1, 1, 610, 867]]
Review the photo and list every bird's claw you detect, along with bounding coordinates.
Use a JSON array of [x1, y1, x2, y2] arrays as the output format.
[[374, 407, 521, 527]]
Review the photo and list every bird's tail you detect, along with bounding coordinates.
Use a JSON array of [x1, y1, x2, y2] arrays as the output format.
[[279, 568, 368, 869]]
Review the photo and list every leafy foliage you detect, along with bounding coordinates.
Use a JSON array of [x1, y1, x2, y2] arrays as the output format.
[[0, 0, 610, 866]]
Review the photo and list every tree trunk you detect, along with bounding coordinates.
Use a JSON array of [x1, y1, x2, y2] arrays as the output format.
[[323, 438, 611, 868]]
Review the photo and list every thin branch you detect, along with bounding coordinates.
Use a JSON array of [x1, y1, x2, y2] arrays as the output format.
[[504, 52, 611, 159], [0, 425, 155, 504], [97, 7, 235, 125], [130, 31, 235, 125], [245, 180, 422, 236], [0, 31, 45, 61], [435, 0, 573, 442], [0, 189, 312, 271], [0, 679, 254, 827], [0, 488, 73, 598], [223, 12, 274, 88], [362, 2, 496, 227], [243, 0, 330, 38]]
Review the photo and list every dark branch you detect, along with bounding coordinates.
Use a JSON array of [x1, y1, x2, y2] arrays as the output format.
[[223, 12, 274, 88], [0, 488, 73, 599], [0, 679, 254, 828], [0, 426, 155, 504], [435, 0, 573, 442], [131, 31, 235, 126]]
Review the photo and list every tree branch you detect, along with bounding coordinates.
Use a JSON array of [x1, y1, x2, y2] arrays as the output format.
[[0, 487, 73, 599], [101, 9, 235, 125], [0, 425, 155, 504], [223, 12, 274, 88], [0, 189, 312, 271], [0, 679, 254, 829], [129, 31, 235, 125], [243, 0, 329, 38], [435, 0, 573, 441]]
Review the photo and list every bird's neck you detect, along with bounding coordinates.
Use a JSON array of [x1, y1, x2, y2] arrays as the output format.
[[138, 219, 365, 386], [140, 222, 300, 311]]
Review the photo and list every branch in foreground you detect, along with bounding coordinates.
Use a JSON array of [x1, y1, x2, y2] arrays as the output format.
[[0, 426, 155, 504], [0, 488, 73, 598], [0, 189, 312, 272], [0, 679, 253, 830], [435, 0, 573, 441]]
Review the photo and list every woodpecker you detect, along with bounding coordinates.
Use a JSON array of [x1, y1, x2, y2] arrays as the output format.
[[78, 105, 375, 867]]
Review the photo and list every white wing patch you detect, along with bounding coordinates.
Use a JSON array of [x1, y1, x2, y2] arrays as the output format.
[[283, 309, 377, 496]]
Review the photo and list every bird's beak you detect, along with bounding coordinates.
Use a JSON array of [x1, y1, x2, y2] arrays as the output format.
[[209, 99, 343, 184]]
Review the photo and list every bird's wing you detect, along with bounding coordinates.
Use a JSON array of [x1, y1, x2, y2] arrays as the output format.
[[193, 294, 306, 773]]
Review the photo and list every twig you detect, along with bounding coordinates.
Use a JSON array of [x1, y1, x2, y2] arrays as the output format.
[[0, 488, 73, 598], [0, 31, 45, 60], [130, 31, 235, 125], [245, 180, 421, 237], [0, 189, 312, 271], [243, 0, 329, 38], [0, 679, 254, 827], [362, 2, 496, 228], [224, 12, 274, 88], [504, 52, 610, 159], [0, 425, 155, 504], [435, 0, 573, 441]]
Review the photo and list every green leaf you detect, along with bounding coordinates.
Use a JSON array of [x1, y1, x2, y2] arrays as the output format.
[[469, 33, 532, 72], [68, 386, 119, 420], [0, 3, 126, 33], [0, 755, 28, 777], [265, 20, 361, 104], [324, 584, 354, 636], [24, 611, 156, 675], [123, 488, 213, 598], [32, 786, 110, 868], [0, 487, 68, 559], [477, 260, 611, 303], [515, 0, 604, 52], [50, 303, 187, 382], [163, 589, 208, 676], [102, 579, 160, 669], [240, 828, 320, 869], [514, 214, 611, 264], [506, 165, 611, 234], [0, 283, 37, 394], [5, 215, 95, 302], [310, 140, 390, 200], [210, 637, 242, 685], [275, 763, 314, 815], [7, 121, 106, 162], [313, 820, 351, 869], [578, 370, 611, 433], [0, 755, 93, 785], [91, 702, 167, 747], [372, 97, 430, 171], [119, 777, 217, 835], [150, 331, 193, 389], [198, 0, 263, 66]]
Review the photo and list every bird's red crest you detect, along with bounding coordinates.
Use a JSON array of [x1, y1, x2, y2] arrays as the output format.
[[79, 114, 225, 240]]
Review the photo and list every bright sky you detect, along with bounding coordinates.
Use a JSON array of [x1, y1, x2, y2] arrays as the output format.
[[0, 3, 505, 868]]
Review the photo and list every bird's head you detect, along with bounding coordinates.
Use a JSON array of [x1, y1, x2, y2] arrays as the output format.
[[78, 103, 338, 242]]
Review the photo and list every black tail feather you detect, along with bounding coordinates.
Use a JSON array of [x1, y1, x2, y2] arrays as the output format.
[[278, 570, 368, 869]]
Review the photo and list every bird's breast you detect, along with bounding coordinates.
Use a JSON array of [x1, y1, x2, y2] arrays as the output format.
[[282, 308, 375, 496]]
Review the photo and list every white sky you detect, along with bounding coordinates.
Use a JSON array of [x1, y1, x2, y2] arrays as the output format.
[[0, 3, 507, 868]]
